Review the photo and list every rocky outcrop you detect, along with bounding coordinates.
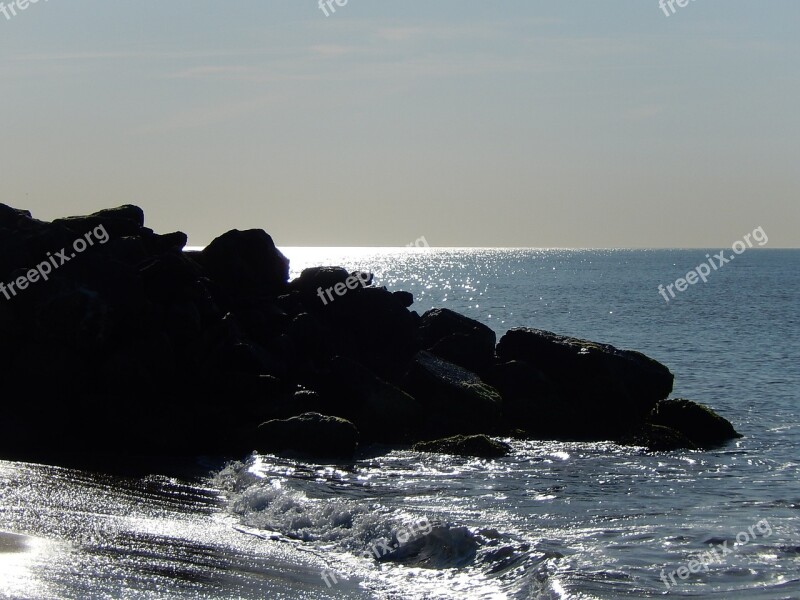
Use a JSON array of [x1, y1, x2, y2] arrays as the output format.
[[413, 435, 512, 458], [0, 203, 741, 464]]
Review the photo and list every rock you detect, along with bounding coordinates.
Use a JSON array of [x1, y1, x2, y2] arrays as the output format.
[[255, 412, 359, 458], [142, 230, 189, 254], [496, 328, 674, 438], [290, 388, 326, 414], [413, 434, 511, 458], [312, 286, 419, 380], [0, 201, 742, 467], [88, 205, 145, 227], [227, 373, 290, 422], [618, 423, 698, 451], [485, 360, 564, 437], [199, 229, 289, 300], [326, 356, 426, 443], [376, 524, 478, 567], [139, 252, 204, 300], [53, 204, 145, 237], [418, 308, 496, 373], [392, 290, 414, 308], [0, 204, 32, 227], [649, 399, 742, 448], [402, 351, 502, 437], [289, 266, 370, 301]]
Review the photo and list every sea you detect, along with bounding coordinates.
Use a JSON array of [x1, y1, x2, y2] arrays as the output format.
[[1, 248, 798, 599]]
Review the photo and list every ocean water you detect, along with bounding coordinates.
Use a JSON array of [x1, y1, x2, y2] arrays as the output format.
[[1, 248, 798, 599]]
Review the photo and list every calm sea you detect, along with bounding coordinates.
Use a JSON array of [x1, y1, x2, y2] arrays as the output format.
[[1, 248, 798, 599]]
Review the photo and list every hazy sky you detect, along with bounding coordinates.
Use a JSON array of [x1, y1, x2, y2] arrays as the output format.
[[1, 1, 798, 247]]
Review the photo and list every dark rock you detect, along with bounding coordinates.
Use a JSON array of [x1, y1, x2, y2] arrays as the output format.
[[496, 328, 674, 438], [284, 312, 335, 374], [418, 308, 496, 373], [326, 356, 426, 443], [485, 360, 564, 437], [142, 231, 188, 254], [428, 333, 487, 375], [289, 266, 368, 302], [89, 205, 145, 227], [291, 388, 326, 414], [139, 252, 204, 300], [402, 351, 502, 437], [0, 202, 742, 467], [497, 328, 674, 403], [618, 423, 698, 451], [392, 291, 414, 308], [413, 434, 511, 458], [256, 412, 359, 458], [199, 229, 289, 300], [54, 204, 145, 237], [310, 286, 419, 380], [226, 373, 290, 422], [377, 524, 478, 567], [0, 204, 32, 227], [649, 399, 742, 448]]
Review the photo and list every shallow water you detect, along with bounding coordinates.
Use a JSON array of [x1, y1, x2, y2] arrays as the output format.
[[1, 248, 798, 599]]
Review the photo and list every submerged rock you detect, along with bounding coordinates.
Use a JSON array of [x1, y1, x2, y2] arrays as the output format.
[[413, 434, 512, 458], [649, 399, 742, 448], [618, 423, 698, 451], [376, 524, 479, 568]]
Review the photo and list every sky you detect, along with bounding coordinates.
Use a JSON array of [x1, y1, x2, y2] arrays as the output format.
[[1, 1, 798, 248]]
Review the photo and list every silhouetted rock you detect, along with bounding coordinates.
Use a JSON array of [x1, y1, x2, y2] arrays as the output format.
[[649, 399, 742, 448], [255, 412, 359, 458], [0, 202, 742, 467], [419, 308, 497, 374], [413, 434, 511, 458], [392, 290, 414, 308], [326, 356, 426, 443], [289, 266, 372, 302], [54, 204, 145, 237], [485, 360, 564, 438], [402, 351, 502, 437], [309, 285, 419, 380], [199, 229, 289, 300], [496, 328, 674, 438]]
